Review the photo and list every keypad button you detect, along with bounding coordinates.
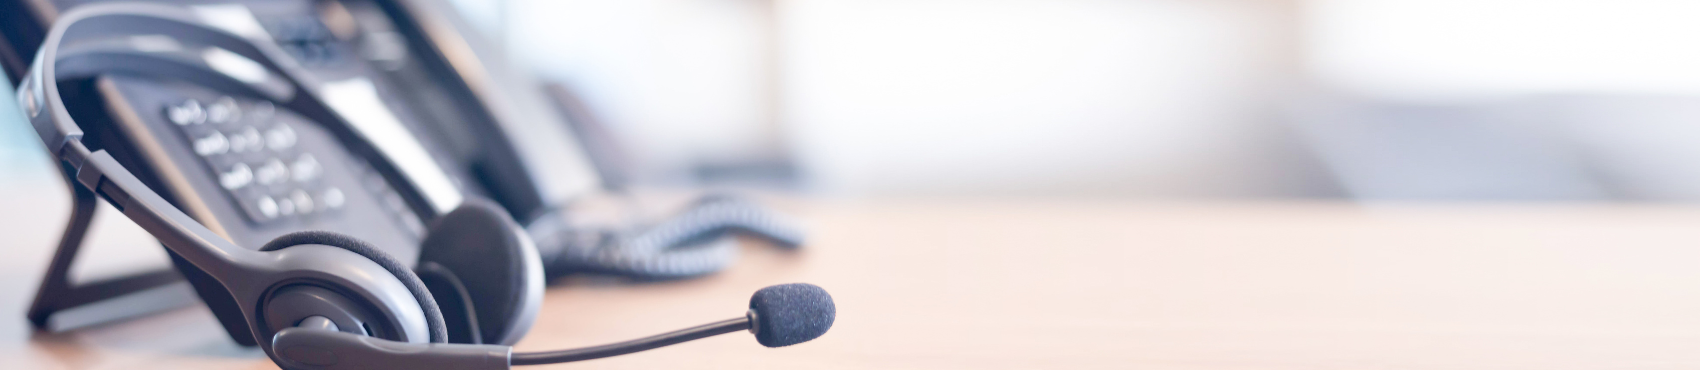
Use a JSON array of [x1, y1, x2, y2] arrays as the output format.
[[255, 159, 290, 185], [291, 154, 321, 182], [266, 124, 297, 150], [321, 187, 345, 210], [220, 163, 253, 190], [256, 195, 279, 219], [277, 197, 297, 216], [290, 189, 315, 214], [166, 99, 205, 125], [206, 97, 241, 124], [230, 127, 264, 153], [193, 132, 230, 156]]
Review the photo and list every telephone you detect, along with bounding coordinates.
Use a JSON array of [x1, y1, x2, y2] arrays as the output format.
[[4, 0, 803, 339]]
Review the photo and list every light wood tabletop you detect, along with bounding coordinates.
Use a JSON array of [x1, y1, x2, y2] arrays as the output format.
[[6, 179, 1700, 369]]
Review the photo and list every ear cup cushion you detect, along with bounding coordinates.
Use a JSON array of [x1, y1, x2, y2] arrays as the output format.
[[260, 231, 448, 343], [417, 199, 544, 346]]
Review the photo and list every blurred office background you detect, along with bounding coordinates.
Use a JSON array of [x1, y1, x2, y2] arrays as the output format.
[[10, 0, 1700, 202]]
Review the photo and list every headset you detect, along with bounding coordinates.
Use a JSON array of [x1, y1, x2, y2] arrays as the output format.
[[17, 3, 835, 369]]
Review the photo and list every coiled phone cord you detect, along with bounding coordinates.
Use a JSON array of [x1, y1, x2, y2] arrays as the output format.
[[530, 194, 805, 280]]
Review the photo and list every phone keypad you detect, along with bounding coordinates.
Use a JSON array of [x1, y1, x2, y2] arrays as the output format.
[[165, 96, 345, 224]]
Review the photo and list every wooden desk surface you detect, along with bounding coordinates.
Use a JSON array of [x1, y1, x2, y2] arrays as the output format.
[[6, 183, 1700, 369]]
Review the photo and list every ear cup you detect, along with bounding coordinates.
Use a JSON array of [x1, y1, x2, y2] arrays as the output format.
[[417, 199, 545, 346], [260, 231, 448, 343]]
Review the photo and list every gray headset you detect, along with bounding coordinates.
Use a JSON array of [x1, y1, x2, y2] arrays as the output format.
[[19, 3, 835, 370], [19, 2, 544, 367]]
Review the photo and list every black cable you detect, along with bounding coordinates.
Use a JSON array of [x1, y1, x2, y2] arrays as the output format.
[[510, 317, 750, 365], [415, 262, 482, 344], [531, 194, 805, 280]]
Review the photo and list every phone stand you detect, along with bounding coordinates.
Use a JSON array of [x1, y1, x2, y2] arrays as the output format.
[[26, 184, 191, 331]]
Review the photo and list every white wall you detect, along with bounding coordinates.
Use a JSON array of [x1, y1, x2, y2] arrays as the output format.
[[1305, 0, 1700, 101], [1298, 0, 1700, 201], [500, 0, 1329, 197], [777, 0, 1318, 197], [506, 0, 780, 181]]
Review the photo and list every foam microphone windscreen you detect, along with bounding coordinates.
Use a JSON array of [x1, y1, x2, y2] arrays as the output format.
[[749, 283, 835, 347]]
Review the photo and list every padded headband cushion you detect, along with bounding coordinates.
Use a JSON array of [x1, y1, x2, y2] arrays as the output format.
[[417, 199, 544, 346], [260, 231, 448, 343]]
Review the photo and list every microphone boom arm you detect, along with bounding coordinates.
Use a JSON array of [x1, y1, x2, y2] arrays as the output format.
[[511, 315, 751, 365], [273, 315, 751, 369]]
